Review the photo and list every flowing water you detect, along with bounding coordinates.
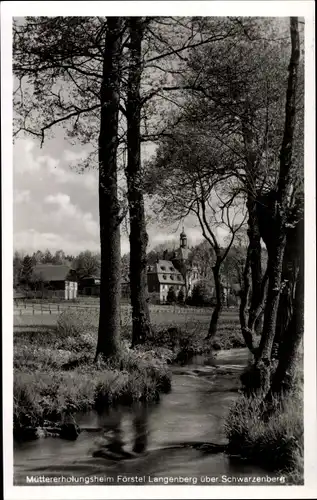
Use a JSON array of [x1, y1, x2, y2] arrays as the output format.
[[14, 348, 269, 486]]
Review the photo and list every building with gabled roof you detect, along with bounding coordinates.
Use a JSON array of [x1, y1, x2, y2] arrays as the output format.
[[146, 229, 200, 304], [31, 264, 78, 299], [147, 259, 185, 304]]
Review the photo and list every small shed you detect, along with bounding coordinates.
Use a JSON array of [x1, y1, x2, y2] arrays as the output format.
[[79, 275, 100, 296], [32, 264, 78, 300]]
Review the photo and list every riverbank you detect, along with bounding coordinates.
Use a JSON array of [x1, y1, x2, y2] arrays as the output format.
[[14, 308, 244, 441], [14, 348, 267, 486], [14, 318, 171, 440], [225, 359, 304, 484]]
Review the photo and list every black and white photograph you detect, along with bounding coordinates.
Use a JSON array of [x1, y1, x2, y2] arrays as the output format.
[[1, 1, 316, 499]]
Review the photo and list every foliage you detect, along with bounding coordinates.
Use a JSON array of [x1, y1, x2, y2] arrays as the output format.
[[225, 389, 303, 482], [188, 241, 215, 282], [20, 255, 35, 287], [73, 250, 100, 279], [177, 288, 185, 304], [13, 251, 24, 287], [191, 280, 214, 307], [166, 287, 177, 304]]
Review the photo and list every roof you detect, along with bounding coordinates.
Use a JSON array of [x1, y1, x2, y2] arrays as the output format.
[[32, 264, 76, 282], [80, 274, 100, 281], [148, 259, 185, 285]]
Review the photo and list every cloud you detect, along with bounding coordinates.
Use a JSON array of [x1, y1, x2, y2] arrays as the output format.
[[44, 193, 75, 214], [44, 192, 99, 238], [14, 139, 41, 174], [14, 189, 30, 204], [63, 150, 86, 162], [13, 137, 221, 257], [39, 154, 97, 191], [14, 229, 101, 255]]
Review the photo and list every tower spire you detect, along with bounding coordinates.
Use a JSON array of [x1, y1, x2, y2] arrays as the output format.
[[180, 227, 187, 249]]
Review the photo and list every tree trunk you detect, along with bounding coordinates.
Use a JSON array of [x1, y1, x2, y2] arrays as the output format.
[[269, 231, 303, 396], [207, 262, 222, 338], [257, 237, 287, 363], [254, 17, 300, 390], [126, 17, 152, 346], [239, 248, 256, 352], [246, 195, 263, 331], [96, 18, 123, 360], [273, 233, 299, 357]]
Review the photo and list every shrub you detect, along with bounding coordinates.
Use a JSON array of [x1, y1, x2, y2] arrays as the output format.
[[166, 287, 177, 304], [225, 390, 303, 481], [56, 308, 98, 339], [191, 281, 214, 307], [177, 288, 185, 304]]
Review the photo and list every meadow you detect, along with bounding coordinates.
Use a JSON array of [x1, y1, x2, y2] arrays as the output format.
[[14, 303, 244, 350]]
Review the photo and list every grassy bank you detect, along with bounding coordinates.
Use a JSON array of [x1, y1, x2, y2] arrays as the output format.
[[14, 307, 246, 439], [140, 310, 247, 363], [225, 364, 304, 484], [14, 310, 171, 439]]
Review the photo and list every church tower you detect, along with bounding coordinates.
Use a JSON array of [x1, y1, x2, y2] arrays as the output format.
[[177, 227, 189, 262], [180, 227, 187, 249]]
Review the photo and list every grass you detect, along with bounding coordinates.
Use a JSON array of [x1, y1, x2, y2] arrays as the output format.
[[225, 367, 304, 484], [14, 309, 171, 439], [14, 306, 246, 440], [143, 310, 247, 363], [15, 305, 246, 360]]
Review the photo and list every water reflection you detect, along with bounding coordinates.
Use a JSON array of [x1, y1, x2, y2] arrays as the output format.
[[97, 406, 125, 454], [94, 402, 150, 457], [132, 403, 149, 454]]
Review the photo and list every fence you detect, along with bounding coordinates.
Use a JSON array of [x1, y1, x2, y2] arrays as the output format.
[[13, 300, 224, 317]]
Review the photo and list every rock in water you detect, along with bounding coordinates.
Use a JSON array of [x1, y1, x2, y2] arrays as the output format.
[[60, 422, 80, 440]]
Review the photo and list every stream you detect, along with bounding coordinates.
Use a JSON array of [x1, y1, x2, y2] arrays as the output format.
[[14, 348, 270, 486]]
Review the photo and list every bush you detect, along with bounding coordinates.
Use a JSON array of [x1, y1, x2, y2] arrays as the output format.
[[56, 308, 98, 338], [191, 281, 214, 307], [225, 390, 303, 482], [177, 288, 185, 304], [166, 287, 177, 304]]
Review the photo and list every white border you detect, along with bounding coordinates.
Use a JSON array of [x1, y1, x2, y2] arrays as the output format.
[[1, 2, 316, 499]]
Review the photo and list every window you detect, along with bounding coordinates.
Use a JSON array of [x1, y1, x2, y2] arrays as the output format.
[[162, 274, 167, 280], [170, 275, 174, 280], [160, 266, 166, 271], [169, 267, 174, 272]]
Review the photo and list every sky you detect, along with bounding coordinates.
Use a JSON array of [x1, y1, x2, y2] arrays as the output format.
[[13, 131, 206, 257]]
